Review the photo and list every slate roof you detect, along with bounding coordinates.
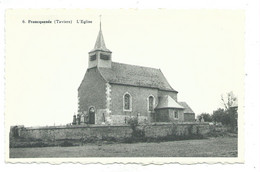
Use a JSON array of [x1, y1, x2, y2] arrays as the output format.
[[178, 102, 195, 114], [98, 62, 177, 92], [155, 95, 184, 109], [90, 29, 111, 53]]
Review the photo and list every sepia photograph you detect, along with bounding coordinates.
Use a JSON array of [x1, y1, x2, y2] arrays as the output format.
[[5, 9, 244, 163]]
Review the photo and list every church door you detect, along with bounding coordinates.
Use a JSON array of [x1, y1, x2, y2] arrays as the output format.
[[89, 107, 95, 124]]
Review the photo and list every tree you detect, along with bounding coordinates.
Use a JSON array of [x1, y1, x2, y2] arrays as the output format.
[[226, 106, 238, 131], [212, 108, 225, 124], [197, 113, 212, 122], [221, 91, 237, 110], [212, 92, 238, 132]]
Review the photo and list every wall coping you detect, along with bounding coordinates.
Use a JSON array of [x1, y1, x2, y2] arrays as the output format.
[[21, 124, 130, 130], [14, 122, 209, 131]]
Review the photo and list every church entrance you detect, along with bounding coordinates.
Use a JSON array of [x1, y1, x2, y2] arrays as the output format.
[[89, 107, 95, 124]]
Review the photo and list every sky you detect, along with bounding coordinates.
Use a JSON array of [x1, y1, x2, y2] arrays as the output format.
[[5, 9, 244, 126]]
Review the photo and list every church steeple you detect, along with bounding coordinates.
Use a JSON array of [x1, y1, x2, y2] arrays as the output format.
[[88, 16, 112, 69], [91, 29, 111, 53], [90, 15, 111, 53]]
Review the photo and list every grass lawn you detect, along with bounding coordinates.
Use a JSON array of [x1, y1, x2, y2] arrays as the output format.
[[9, 136, 237, 158]]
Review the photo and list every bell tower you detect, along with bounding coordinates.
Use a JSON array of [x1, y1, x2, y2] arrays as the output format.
[[88, 16, 112, 69]]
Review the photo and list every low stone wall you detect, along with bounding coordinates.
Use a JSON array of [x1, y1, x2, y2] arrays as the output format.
[[17, 125, 133, 141], [11, 123, 210, 143], [142, 123, 210, 138]]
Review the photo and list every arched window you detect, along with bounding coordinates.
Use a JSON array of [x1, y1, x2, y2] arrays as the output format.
[[123, 93, 132, 111], [148, 95, 155, 112]]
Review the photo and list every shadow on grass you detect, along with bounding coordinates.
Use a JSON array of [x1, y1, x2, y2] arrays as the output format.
[[10, 134, 206, 148]]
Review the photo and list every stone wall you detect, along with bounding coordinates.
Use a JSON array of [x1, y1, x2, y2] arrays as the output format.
[[13, 123, 210, 142], [143, 123, 202, 138], [18, 125, 132, 141], [169, 109, 184, 122], [155, 109, 184, 122]]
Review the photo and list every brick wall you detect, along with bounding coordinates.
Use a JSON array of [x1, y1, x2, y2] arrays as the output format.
[[78, 70, 179, 125], [110, 84, 159, 124], [78, 68, 107, 124], [184, 113, 196, 122]]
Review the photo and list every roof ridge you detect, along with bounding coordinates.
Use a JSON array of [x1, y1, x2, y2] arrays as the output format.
[[112, 62, 160, 70]]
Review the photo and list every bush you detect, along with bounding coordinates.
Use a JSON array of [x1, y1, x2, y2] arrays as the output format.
[[127, 117, 138, 130], [212, 108, 237, 133], [127, 117, 146, 140]]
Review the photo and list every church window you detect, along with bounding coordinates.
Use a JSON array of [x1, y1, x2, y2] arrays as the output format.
[[100, 53, 110, 60], [123, 93, 132, 111], [174, 111, 179, 119], [148, 96, 154, 111], [90, 54, 96, 61]]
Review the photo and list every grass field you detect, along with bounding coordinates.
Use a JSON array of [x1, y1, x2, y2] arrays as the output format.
[[9, 137, 237, 158]]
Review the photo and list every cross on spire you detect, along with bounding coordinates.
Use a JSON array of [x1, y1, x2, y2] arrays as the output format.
[[99, 15, 102, 30]]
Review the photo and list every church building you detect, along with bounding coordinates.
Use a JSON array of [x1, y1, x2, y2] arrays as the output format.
[[75, 22, 195, 125]]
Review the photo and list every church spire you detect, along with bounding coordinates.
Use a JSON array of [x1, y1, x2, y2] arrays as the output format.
[[88, 16, 112, 69], [90, 15, 111, 53]]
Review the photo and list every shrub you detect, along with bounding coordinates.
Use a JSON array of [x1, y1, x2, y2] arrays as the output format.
[[127, 117, 145, 140], [127, 117, 138, 130]]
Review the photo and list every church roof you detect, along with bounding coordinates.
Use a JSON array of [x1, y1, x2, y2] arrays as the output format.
[[178, 102, 195, 114], [155, 95, 184, 109], [98, 62, 177, 92], [90, 29, 111, 53]]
